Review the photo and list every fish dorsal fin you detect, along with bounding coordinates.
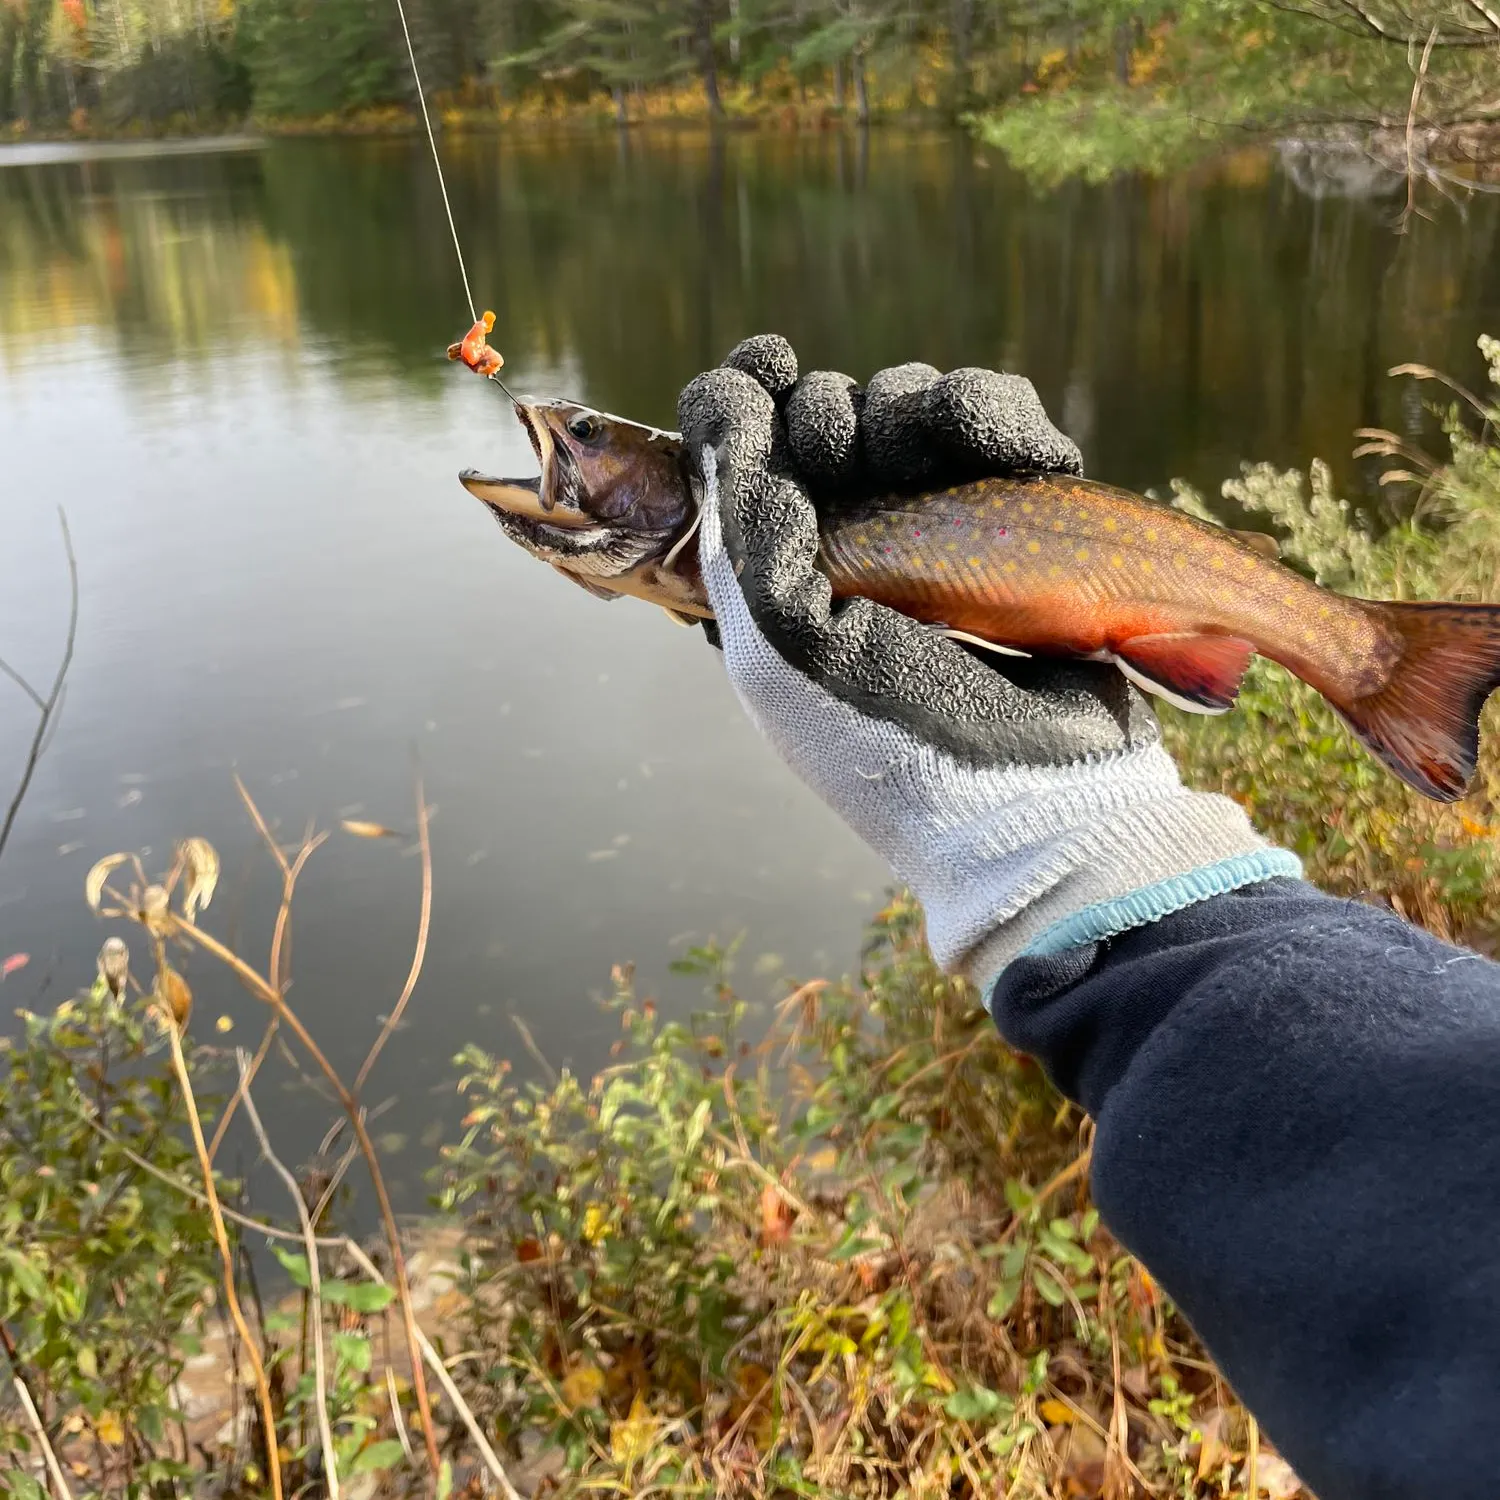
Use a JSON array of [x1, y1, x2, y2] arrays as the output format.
[[1113, 633, 1255, 715], [1231, 528, 1280, 560]]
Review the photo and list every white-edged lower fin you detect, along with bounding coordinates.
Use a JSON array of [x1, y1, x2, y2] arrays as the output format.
[[662, 608, 698, 627], [1115, 654, 1234, 715], [939, 628, 1032, 658]]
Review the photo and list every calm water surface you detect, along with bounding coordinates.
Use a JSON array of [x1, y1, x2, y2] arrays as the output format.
[[2, 131, 1498, 1200]]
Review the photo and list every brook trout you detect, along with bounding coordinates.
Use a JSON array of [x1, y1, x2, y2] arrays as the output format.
[[461, 399, 1500, 802]]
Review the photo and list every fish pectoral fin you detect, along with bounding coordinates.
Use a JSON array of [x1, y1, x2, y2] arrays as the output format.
[[556, 567, 623, 603], [1113, 632, 1255, 714], [937, 627, 1032, 658], [1231, 528, 1281, 560]]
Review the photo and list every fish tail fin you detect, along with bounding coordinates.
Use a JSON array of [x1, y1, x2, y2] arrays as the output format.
[[1335, 601, 1500, 801]]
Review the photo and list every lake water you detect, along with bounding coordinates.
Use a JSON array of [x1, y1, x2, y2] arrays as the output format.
[[3, 129, 1498, 1202]]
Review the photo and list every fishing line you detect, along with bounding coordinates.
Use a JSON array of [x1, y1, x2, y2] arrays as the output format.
[[393, 0, 522, 402], [393, 0, 475, 322]]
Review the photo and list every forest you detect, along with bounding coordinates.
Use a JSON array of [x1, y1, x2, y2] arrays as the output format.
[[0, 0, 1497, 170]]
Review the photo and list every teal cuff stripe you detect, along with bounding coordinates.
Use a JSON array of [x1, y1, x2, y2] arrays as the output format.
[[1019, 849, 1305, 960]]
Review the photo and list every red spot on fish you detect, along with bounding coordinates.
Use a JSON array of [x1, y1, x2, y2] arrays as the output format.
[[1, 953, 29, 980], [912, 529, 922, 538], [997, 528, 1009, 538]]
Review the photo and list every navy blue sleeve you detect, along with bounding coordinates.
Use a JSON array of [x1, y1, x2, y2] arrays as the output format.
[[990, 879, 1500, 1500]]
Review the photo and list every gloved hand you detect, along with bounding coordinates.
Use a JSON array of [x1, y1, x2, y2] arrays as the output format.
[[678, 335, 1299, 996]]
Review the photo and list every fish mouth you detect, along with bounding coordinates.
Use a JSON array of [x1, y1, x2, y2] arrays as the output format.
[[459, 402, 592, 530]]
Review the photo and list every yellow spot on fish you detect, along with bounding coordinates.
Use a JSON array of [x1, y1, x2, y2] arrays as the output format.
[[934, 559, 947, 571], [1145, 528, 1159, 542], [1281, 594, 1295, 608], [1052, 520, 1066, 532], [1319, 605, 1331, 618], [1027, 540, 1041, 554], [1103, 517, 1118, 532], [992, 498, 1007, 510], [1003, 560, 1018, 574], [1076, 509, 1089, 521], [1110, 554, 1123, 568], [1303, 630, 1316, 643], [853, 533, 868, 547], [910, 555, 925, 569], [1210, 556, 1226, 570], [1075, 547, 1090, 562], [1140, 558, 1154, 574], [1173, 554, 1187, 570], [1021, 502, 1035, 514], [968, 556, 982, 569], [946, 541, 958, 553], [1048, 564, 1062, 578]]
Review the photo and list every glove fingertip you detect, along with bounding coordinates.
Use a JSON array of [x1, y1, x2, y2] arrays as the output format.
[[786, 370, 861, 486], [926, 369, 1085, 478], [723, 334, 799, 402]]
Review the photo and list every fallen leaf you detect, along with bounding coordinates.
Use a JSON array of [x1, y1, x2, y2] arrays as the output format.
[[85, 852, 131, 911], [560, 1362, 605, 1409], [179, 837, 220, 920], [216, 1015, 234, 1034], [341, 819, 399, 839], [1196, 1405, 1233, 1481], [0, 953, 29, 980], [609, 1391, 657, 1466], [1038, 1397, 1077, 1426], [1242, 1454, 1303, 1499], [758, 1182, 796, 1248], [1053, 1418, 1107, 1497], [96, 1410, 124, 1445], [581, 1203, 611, 1244]]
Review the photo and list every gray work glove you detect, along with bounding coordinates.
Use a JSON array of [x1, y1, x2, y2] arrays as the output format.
[[678, 336, 1298, 994]]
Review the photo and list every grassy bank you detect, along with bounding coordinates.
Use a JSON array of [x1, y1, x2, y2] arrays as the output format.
[[3, 340, 1498, 1497]]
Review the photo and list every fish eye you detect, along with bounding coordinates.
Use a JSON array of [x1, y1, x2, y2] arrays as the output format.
[[567, 413, 599, 442]]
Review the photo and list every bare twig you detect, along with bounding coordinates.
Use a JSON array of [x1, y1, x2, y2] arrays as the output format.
[[1247, 1412, 1261, 1496], [354, 774, 432, 1095], [1399, 24, 1441, 231], [160, 1011, 283, 1500], [208, 824, 327, 1164], [0, 1321, 73, 1500], [235, 1051, 340, 1500], [0, 509, 78, 866], [386, 1367, 416, 1465]]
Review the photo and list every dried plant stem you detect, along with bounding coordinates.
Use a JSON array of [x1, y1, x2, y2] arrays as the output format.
[[161, 1013, 283, 1500], [354, 774, 432, 1095], [169, 913, 442, 1479], [1247, 1412, 1260, 1497], [1399, 24, 1440, 232], [0, 508, 77, 867], [235, 1052, 340, 1500], [0, 1321, 74, 1500], [208, 814, 327, 1163]]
